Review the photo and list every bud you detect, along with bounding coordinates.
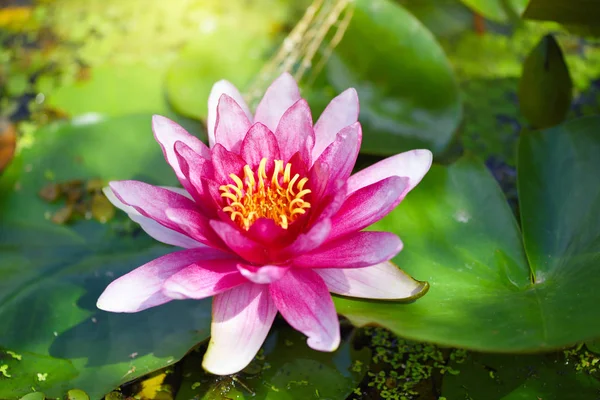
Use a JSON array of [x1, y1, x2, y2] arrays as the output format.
[[518, 34, 573, 130]]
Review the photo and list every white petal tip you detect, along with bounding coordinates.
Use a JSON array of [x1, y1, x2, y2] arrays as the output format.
[[96, 295, 121, 313], [414, 149, 433, 166], [307, 335, 341, 353], [202, 354, 247, 376]]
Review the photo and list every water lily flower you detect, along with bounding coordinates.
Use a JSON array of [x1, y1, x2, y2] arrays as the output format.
[[97, 73, 432, 375]]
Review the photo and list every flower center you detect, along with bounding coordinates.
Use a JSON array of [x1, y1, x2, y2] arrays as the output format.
[[219, 158, 312, 230]]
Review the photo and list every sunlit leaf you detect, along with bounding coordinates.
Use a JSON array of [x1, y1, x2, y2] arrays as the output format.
[[0, 114, 212, 399], [48, 65, 169, 117], [334, 116, 600, 352], [307, 0, 462, 156]]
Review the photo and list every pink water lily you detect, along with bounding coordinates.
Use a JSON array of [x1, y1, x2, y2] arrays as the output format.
[[97, 73, 432, 375]]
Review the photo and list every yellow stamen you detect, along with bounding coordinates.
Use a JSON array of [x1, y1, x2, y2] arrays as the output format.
[[219, 157, 312, 230]]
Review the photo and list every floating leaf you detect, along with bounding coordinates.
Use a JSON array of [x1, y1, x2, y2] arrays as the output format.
[[0, 114, 213, 399], [308, 0, 462, 156], [66, 389, 90, 400], [48, 64, 169, 117], [0, 349, 78, 399], [442, 352, 600, 399], [18, 393, 46, 400], [333, 116, 600, 352]]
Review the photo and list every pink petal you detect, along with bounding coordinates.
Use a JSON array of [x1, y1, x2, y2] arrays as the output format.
[[210, 220, 271, 264], [347, 149, 433, 196], [162, 259, 245, 299], [247, 218, 292, 247], [293, 231, 403, 269], [207, 80, 252, 148], [210, 144, 246, 184], [96, 247, 230, 312], [237, 264, 290, 284], [254, 72, 301, 133], [306, 162, 347, 226], [312, 88, 359, 161], [328, 176, 409, 241], [174, 141, 217, 217], [315, 261, 427, 299], [240, 123, 281, 169], [152, 115, 210, 183], [109, 181, 197, 234], [165, 208, 227, 250], [270, 269, 340, 352], [315, 122, 361, 185], [277, 219, 332, 261], [104, 187, 204, 249], [202, 283, 277, 375], [275, 99, 315, 164], [214, 94, 252, 152]]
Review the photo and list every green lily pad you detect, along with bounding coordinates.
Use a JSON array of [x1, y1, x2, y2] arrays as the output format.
[[176, 324, 370, 400], [19, 393, 46, 400], [0, 349, 78, 399], [47, 64, 169, 117], [442, 352, 600, 399], [333, 116, 600, 352], [308, 0, 462, 156], [460, 0, 528, 22], [0, 114, 213, 399], [586, 340, 600, 355], [404, 1, 474, 38]]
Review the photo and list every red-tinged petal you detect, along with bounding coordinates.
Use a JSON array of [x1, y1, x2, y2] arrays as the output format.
[[162, 259, 246, 299], [166, 208, 228, 250], [277, 219, 331, 261], [308, 160, 330, 204], [270, 269, 340, 352], [237, 264, 290, 284], [211, 144, 246, 184], [315, 122, 361, 186], [247, 218, 293, 248], [254, 72, 301, 133], [328, 176, 409, 241], [313, 88, 359, 161], [96, 247, 230, 312], [347, 149, 433, 196], [315, 261, 426, 299], [174, 141, 218, 217], [306, 162, 347, 227], [104, 186, 204, 249], [240, 123, 280, 169], [214, 94, 252, 152], [275, 99, 315, 164], [109, 181, 197, 234], [152, 115, 210, 183], [293, 231, 403, 269], [208, 80, 252, 148], [210, 220, 271, 264], [203, 283, 277, 375]]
